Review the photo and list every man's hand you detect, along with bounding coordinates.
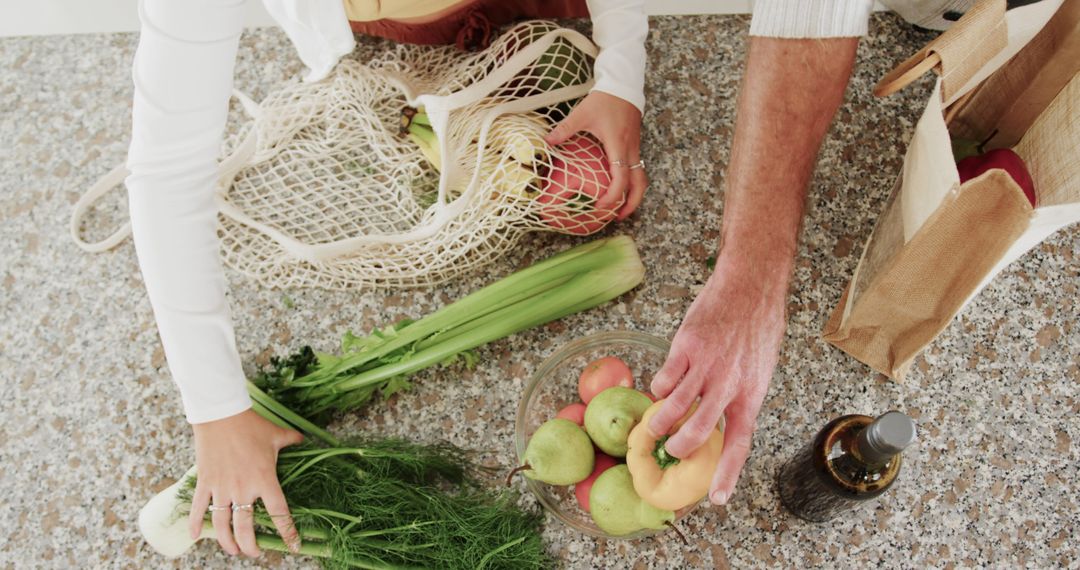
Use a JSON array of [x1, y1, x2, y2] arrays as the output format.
[[649, 254, 789, 505], [189, 409, 304, 557], [544, 91, 648, 220], [648, 36, 860, 506]]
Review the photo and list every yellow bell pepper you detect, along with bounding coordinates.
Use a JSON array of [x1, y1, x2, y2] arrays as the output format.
[[626, 400, 724, 511]]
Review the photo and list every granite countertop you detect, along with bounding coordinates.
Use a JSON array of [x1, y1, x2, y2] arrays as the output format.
[[1, 13, 1077, 569]]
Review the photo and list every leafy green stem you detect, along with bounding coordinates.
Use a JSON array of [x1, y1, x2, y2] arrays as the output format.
[[248, 381, 340, 446]]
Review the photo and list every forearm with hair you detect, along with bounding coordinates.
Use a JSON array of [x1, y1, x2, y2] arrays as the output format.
[[717, 37, 859, 293]]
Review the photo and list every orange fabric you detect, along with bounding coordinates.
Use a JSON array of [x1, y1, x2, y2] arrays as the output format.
[[348, 0, 589, 51]]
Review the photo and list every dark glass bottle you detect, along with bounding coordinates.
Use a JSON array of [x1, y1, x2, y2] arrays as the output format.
[[777, 411, 917, 522]]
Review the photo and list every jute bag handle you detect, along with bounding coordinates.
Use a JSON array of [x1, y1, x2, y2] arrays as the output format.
[[947, 0, 1080, 146], [874, 0, 1008, 100]]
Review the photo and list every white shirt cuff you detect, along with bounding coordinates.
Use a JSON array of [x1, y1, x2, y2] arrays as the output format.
[[750, 0, 875, 38], [588, 0, 648, 112]]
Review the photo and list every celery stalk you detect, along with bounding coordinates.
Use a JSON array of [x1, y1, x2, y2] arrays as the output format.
[[309, 236, 618, 379], [255, 236, 644, 418]]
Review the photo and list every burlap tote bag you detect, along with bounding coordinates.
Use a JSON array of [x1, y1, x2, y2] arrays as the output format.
[[823, 0, 1080, 380]]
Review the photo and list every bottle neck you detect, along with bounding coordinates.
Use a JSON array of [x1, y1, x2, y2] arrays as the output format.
[[853, 427, 895, 467], [813, 415, 903, 497], [855, 410, 917, 466]]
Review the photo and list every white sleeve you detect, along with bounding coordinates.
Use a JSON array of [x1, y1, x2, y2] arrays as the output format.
[[750, 0, 875, 38], [260, 0, 355, 82], [586, 0, 648, 113], [126, 0, 252, 424]]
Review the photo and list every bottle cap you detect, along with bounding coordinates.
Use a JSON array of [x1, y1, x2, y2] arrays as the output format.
[[857, 411, 917, 464]]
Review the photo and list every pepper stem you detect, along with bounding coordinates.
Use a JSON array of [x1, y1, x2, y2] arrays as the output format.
[[652, 435, 681, 470]]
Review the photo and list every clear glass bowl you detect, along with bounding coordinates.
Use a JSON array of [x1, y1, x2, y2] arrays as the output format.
[[514, 330, 698, 540]]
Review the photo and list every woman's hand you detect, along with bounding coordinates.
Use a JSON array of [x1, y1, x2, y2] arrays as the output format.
[[544, 91, 647, 220], [188, 408, 304, 557], [647, 254, 789, 506]]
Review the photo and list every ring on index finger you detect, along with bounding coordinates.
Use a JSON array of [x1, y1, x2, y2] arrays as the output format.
[[629, 159, 645, 170], [610, 158, 630, 168], [208, 504, 231, 512]]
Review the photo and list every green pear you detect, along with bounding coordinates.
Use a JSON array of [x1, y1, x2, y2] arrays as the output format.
[[589, 465, 675, 536], [508, 418, 595, 486], [584, 387, 652, 457]]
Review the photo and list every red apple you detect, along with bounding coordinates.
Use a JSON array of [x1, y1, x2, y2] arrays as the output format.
[[578, 356, 634, 404], [956, 148, 1036, 207], [555, 402, 587, 426], [537, 135, 617, 235]]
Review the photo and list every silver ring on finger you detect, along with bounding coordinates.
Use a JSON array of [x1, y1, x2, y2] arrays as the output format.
[[629, 159, 645, 170], [231, 503, 255, 512], [208, 504, 231, 512], [610, 158, 630, 168]]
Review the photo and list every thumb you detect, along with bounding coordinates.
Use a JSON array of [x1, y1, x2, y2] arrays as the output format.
[[708, 399, 758, 505], [544, 109, 584, 146], [278, 427, 305, 448]]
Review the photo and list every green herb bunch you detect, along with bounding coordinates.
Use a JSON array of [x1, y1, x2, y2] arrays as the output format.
[[180, 437, 547, 569]]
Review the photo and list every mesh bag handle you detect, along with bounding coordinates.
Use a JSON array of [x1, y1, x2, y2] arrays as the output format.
[[70, 90, 264, 253], [70, 163, 132, 253]]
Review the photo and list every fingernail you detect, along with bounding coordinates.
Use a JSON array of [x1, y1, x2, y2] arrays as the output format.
[[711, 491, 728, 505]]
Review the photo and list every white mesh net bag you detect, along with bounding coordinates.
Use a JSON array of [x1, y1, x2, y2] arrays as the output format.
[[72, 21, 621, 289]]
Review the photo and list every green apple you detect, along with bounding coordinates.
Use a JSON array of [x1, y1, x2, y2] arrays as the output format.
[[584, 386, 652, 457]]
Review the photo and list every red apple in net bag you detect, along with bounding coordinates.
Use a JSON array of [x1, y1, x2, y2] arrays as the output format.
[[537, 134, 618, 235]]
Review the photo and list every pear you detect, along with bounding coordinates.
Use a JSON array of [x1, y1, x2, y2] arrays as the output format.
[[589, 465, 676, 536], [583, 387, 652, 457], [508, 418, 595, 486]]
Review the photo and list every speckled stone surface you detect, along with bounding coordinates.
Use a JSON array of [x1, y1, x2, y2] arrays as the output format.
[[2, 13, 1078, 569]]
